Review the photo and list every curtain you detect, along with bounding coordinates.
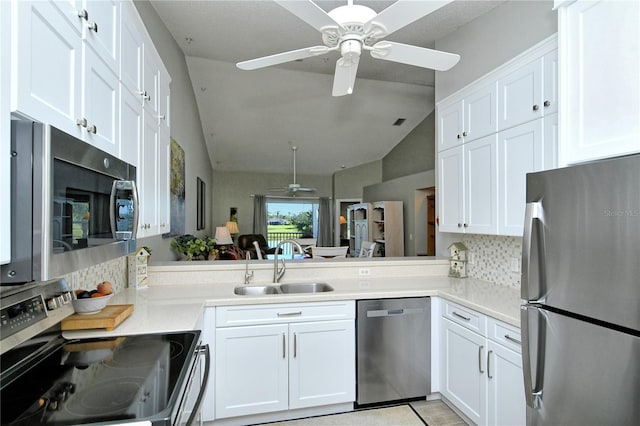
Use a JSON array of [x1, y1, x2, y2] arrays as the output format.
[[252, 194, 267, 237], [317, 197, 332, 247]]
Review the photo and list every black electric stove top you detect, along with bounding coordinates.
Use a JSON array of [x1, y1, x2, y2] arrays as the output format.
[[0, 331, 198, 425]]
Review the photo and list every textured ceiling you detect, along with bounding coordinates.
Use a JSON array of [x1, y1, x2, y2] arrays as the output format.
[[150, 0, 504, 176]]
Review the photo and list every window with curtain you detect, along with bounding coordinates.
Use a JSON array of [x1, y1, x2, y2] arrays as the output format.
[[266, 199, 318, 247]]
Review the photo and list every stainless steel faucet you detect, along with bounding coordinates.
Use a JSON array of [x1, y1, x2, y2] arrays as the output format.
[[273, 239, 303, 283], [244, 251, 254, 284]]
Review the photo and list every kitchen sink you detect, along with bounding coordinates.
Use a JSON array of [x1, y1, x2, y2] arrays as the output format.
[[234, 285, 280, 296], [233, 282, 334, 296], [278, 282, 334, 294]]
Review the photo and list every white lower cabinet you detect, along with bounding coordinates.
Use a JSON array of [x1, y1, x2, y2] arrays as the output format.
[[440, 300, 525, 426], [214, 301, 355, 421]]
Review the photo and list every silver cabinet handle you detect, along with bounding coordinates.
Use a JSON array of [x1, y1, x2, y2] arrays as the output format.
[[87, 124, 97, 134], [293, 333, 297, 358], [452, 311, 471, 321], [277, 311, 302, 317], [533, 104, 539, 111], [478, 345, 484, 374], [463, 223, 468, 228], [457, 134, 461, 139], [282, 333, 286, 359], [487, 350, 493, 379], [76, 117, 87, 128], [87, 21, 98, 32], [505, 334, 522, 345], [77, 9, 88, 20], [140, 91, 151, 101], [463, 131, 468, 136], [457, 223, 462, 228], [543, 100, 551, 107]]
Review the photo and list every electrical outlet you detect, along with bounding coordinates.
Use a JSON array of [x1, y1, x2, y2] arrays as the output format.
[[359, 268, 371, 276], [511, 257, 520, 272]]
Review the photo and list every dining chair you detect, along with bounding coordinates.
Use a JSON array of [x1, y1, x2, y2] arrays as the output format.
[[311, 246, 348, 259], [358, 241, 377, 258]]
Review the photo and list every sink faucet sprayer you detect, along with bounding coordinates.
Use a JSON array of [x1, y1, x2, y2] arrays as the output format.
[[244, 251, 254, 284], [273, 239, 303, 283]]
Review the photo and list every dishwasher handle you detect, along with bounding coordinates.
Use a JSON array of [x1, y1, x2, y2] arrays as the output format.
[[366, 308, 424, 317]]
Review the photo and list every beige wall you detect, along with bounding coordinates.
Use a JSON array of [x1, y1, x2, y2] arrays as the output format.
[[333, 160, 382, 200], [212, 171, 332, 235], [363, 170, 436, 256], [382, 112, 436, 181], [435, 0, 557, 102]]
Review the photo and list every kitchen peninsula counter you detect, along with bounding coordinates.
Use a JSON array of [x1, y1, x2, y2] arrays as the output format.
[[62, 273, 520, 340]]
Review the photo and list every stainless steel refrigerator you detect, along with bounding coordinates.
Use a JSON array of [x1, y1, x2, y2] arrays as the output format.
[[521, 154, 640, 425]]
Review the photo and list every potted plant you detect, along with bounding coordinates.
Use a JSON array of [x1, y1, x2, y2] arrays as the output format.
[[171, 235, 217, 260]]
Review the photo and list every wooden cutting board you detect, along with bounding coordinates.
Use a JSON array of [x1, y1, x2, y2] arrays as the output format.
[[62, 304, 134, 331]]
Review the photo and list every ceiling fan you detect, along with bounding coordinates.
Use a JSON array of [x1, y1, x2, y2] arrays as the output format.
[[270, 146, 317, 194], [237, 0, 460, 96]]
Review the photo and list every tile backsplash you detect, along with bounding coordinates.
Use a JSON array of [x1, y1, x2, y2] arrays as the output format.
[[462, 234, 523, 288], [62, 257, 127, 293]]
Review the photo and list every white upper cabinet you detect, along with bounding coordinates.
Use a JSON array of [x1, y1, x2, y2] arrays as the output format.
[[12, 0, 120, 154], [436, 35, 558, 236], [557, 0, 640, 165], [437, 99, 464, 151], [497, 119, 545, 236], [120, 1, 144, 98], [12, 0, 83, 139], [438, 135, 498, 235], [437, 82, 497, 151]]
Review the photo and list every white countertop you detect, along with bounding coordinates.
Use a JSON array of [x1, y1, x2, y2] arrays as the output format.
[[62, 276, 521, 340]]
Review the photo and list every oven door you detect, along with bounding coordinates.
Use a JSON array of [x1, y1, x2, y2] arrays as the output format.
[[173, 344, 210, 426]]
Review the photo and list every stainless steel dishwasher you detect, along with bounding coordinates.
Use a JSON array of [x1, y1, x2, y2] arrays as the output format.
[[356, 297, 430, 406]]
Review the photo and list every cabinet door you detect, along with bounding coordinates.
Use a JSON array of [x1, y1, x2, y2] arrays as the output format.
[[13, 0, 83, 139], [157, 126, 171, 235], [120, 85, 142, 167], [438, 100, 463, 151], [82, 45, 119, 156], [441, 318, 486, 425], [215, 324, 289, 419], [559, 0, 640, 165], [289, 320, 355, 409], [497, 119, 544, 236], [82, 0, 119, 73], [498, 59, 543, 130], [139, 109, 159, 237], [464, 82, 498, 142], [465, 135, 497, 235], [486, 341, 525, 426], [437, 146, 464, 233], [142, 44, 160, 115], [542, 49, 558, 116], [120, 1, 144, 96]]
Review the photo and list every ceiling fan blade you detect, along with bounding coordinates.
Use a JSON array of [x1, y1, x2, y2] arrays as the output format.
[[364, 0, 454, 37], [371, 41, 460, 71], [275, 0, 343, 33], [332, 56, 360, 97], [237, 46, 330, 70]]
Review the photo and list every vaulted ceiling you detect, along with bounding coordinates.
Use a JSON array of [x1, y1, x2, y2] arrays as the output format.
[[150, 1, 504, 175]]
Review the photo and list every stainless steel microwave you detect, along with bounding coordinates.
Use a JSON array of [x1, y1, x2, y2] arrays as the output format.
[[1, 121, 139, 285]]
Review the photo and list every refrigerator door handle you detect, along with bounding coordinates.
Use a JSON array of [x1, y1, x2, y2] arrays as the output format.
[[522, 201, 546, 302], [521, 305, 544, 409]]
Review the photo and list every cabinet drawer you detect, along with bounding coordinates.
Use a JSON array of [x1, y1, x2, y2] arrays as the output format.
[[216, 301, 355, 327], [487, 317, 522, 353], [442, 300, 486, 334]]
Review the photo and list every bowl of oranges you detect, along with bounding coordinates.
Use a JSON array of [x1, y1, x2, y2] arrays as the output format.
[[72, 281, 113, 315]]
